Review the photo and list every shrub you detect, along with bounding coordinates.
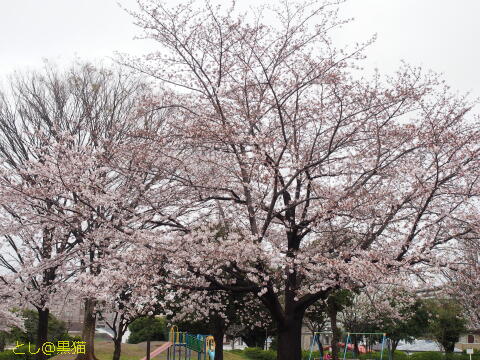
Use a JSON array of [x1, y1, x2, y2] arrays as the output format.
[[357, 350, 407, 360], [269, 336, 278, 350], [409, 352, 444, 360], [302, 350, 321, 359], [0, 350, 15, 360], [359, 351, 386, 360], [8, 310, 68, 345], [56, 333, 82, 343], [392, 351, 409, 360], [445, 354, 480, 360], [0, 345, 37, 360], [127, 316, 168, 343]]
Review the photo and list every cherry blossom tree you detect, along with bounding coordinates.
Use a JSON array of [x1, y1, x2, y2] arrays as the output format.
[[0, 62, 167, 360], [165, 287, 273, 360], [0, 279, 25, 332], [3, 120, 187, 360], [124, 1, 480, 359], [89, 258, 163, 360], [339, 285, 426, 355], [119, 225, 273, 360], [445, 239, 480, 329]]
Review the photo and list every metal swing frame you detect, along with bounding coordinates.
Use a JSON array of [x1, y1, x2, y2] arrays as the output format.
[[308, 332, 333, 360], [342, 332, 391, 360]]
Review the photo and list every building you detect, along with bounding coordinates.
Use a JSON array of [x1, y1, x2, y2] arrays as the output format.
[[48, 292, 112, 333], [48, 292, 84, 332], [456, 331, 480, 351]]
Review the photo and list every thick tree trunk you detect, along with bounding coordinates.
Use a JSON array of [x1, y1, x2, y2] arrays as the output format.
[[111, 323, 127, 360], [112, 338, 122, 360], [36, 308, 50, 360], [276, 312, 303, 360], [213, 330, 224, 360], [0, 333, 5, 352], [391, 339, 399, 356], [328, 306, 340, 360], [76, 298, 98, 360], [210, 315, 224, 360]]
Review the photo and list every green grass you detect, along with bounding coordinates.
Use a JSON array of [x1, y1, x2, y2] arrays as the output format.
[[224, 351, 248, 360], [50, 341, 245, 360]]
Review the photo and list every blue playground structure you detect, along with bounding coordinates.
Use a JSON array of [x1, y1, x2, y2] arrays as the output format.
[[308, 332, 331, 360]]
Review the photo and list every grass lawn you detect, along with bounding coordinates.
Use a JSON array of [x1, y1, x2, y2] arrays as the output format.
[[223, 352, 246, 360], [51, 341, 246, 360]]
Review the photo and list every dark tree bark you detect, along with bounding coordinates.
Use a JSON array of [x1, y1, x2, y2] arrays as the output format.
[[102, 310, 129, 360], [112, 338, 122, 360], [391, 339, 400, 354], [0, 333, 6, 352], [209, 315, 225, 360], [353, 335, 359, 358], [35, 308, 49, 360], [276, 311, 304, 360], [257, 232, 325, 360], [328, 306, 340, 360], [110, 321, 129, 360], [213, 329, 224, 360], [76, 298, 98, 360]]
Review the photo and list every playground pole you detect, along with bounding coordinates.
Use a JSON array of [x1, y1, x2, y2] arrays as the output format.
[[388, 338, 393, 360], [147, 340, 151, 360], [175, 339, 177, 359], [308, 336, 314, 360], [343, 334, 350, 360], [380, 334, 386, 360]]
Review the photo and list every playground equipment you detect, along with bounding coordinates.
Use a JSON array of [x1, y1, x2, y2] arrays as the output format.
[[308, 332, 332, 360], [206, 336, 216, 360], [140, 342, 173, 360], [342, 333, 391, 360], [308, 332, 392, 360], [141, 326, 215, 360]]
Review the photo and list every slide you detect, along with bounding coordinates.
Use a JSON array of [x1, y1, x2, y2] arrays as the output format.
[[140, 342, 172, 360], [208, 349, 215, 360]]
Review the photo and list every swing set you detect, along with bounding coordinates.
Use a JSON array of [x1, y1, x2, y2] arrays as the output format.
[[308, 332, 332, 360], [308, 332, 392, 360]]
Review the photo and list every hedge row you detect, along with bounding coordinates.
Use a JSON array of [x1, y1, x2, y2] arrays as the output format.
[[233, 348, 480, 360]]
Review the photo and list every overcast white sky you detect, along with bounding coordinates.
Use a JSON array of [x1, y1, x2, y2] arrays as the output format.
[[0, 0, 479, 97]]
